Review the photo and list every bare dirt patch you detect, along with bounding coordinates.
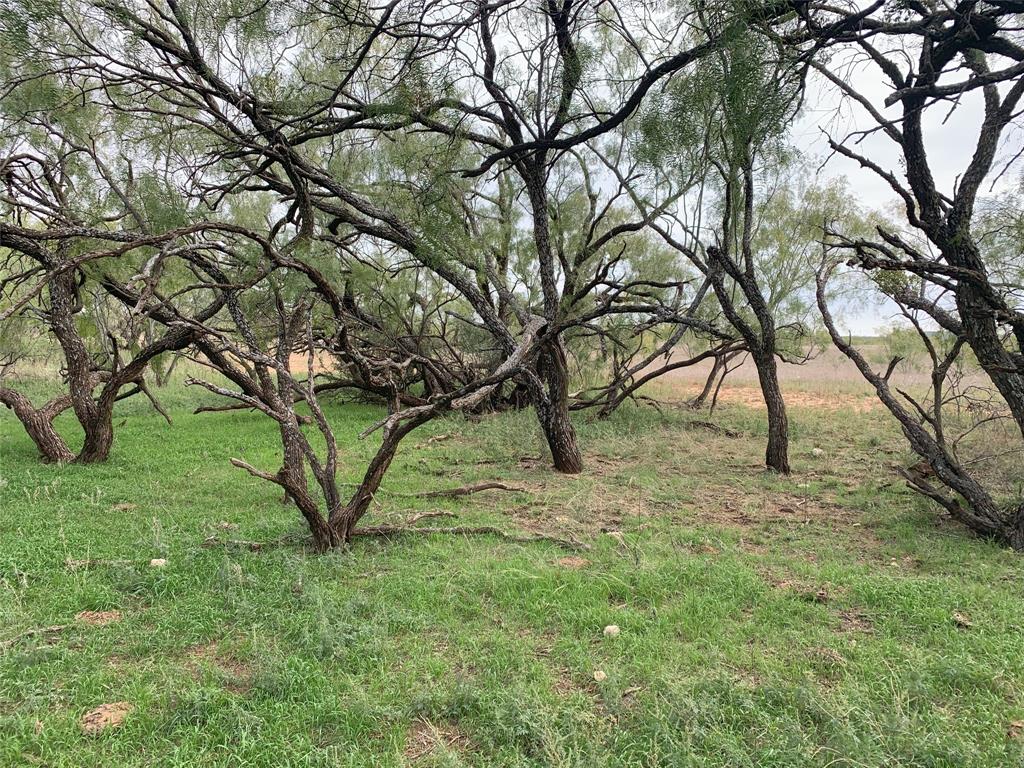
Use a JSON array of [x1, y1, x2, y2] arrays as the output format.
[[674, 386, 880, 413], [184, 641, 252, 694], [837, 609, 874, 633], [552, 667, 584, 697], [80, 702, 133, 735], [759, 568, 840, 603], [75, 610, 121, 626], [646, 346, 962, 412], [693, 487, 850, 529], [403, 718, 470, 761]]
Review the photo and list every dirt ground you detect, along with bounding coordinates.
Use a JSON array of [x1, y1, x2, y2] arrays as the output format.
[[645, 345, 988, 412]]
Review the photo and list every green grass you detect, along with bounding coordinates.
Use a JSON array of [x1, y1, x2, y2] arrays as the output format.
[[1, 381, 1023, 767]]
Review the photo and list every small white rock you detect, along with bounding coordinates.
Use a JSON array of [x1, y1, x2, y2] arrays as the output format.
[[149, 558, 167, 568], [603, 625, 621, 638], [593, 670, 607, 682], [811, 448, 825, 457]]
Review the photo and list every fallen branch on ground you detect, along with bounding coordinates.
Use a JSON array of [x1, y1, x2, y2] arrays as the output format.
[[390, 482, 527, 499], [414, 433, 457, 448], [351, 525, 589, 551], [202, 535, 265, 551], [0, 624, 68, 651], [404, 510, 457, 524], [687, 420, 740, 438]]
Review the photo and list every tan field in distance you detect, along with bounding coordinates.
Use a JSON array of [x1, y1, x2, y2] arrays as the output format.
[[645, 343, 990, 412]]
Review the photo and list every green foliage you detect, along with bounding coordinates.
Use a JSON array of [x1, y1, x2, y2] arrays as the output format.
[[875, 324, 927, 371], [976, 180, 1024, 292], [637, 17, 799, 173], [1, 385, 1023, 766]]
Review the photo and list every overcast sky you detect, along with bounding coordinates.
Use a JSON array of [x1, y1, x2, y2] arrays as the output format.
[[790, 65, 1020, 335]]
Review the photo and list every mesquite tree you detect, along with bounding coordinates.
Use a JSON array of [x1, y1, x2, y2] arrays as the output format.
[[0, 142, 226, 463], [798, 1, 1024, 435], [397, 0, 812, 470], [601, 24, 829, 472], [186, 257, 550, 548], [797, 1, 1024, 544]]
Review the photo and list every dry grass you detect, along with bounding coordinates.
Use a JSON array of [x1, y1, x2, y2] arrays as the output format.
[[403, 718, 471, 761]]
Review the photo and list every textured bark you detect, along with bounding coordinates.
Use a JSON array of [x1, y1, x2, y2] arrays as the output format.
[[535, 338, 583, 474], [74, 401, 115, 464], [1007, 512, 1024, 552], [753, 351, 790, 474], [46, 271, 115, 463], [705, 244, 792, 474], [329, 429, 406, 543], [0, 388, 75, 463], [1, 268, 115, 464]]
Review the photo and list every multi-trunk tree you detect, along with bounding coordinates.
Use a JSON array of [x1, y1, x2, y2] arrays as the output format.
[[0, 129, 227, 463], [803, 1, 1024, 546], [5, 0, 1020, 553]]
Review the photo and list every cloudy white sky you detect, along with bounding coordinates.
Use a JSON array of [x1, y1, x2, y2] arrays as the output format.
[[792, 65, 1021, 335]]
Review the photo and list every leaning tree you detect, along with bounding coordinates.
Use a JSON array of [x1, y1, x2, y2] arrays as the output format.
[[802, 1, 1024, 546], [0, 116, 229, 463]]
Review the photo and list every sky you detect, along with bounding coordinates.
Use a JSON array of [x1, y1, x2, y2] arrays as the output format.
[[791, 64, 1021, 335]]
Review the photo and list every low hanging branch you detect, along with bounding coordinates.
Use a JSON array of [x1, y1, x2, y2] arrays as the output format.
[[209, 305, 550, 550], [816, 261, 1024, 550]]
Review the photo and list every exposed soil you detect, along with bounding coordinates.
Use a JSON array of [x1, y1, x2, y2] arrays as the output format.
[[184, 641, 253, 694], [403, 718, 470, 760], [80, 702, 133, 735], [75, 610, 122, 626], [837, 609, 874, 633]]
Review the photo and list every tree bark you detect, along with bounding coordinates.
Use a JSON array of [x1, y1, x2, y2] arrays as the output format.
[[42, 270, 119, 463], [753, 351, 790, 474], [691, 354, 724, 409], [1006, 510, 1024, 552], [535, 338, 583, 474], [951, 244, 1024, 438], [74, 401, 115, 464], [0, 388, 75, 463], [329, 415, 430, 543], [332, 430, 403, 541]]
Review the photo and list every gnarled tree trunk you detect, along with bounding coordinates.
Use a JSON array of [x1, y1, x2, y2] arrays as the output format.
[[0, 388, 75, 463], [46, 271, 115, 464], [535, 338, 583, 474], [753, 351, 790, 474], [74, 399, 116, 464], [328, 417, 422, 544]]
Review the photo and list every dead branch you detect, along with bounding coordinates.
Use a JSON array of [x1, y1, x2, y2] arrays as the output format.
[[404, 510, 457, 524], [0, 624, 68, 652], [352, 524, 589, 551], [387, 482, 526, 499], [687, 420, 741, 438]]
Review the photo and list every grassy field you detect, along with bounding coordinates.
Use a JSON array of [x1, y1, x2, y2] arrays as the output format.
[[2, 376, 1023, 767]]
